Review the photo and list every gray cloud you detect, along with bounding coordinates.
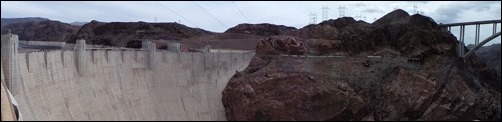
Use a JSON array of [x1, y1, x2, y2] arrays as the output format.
[[469, 1, 497, 12], [433, 2, 471, 23], [491, 5, 502, 18], [361, 8, 380, 13], [407, 1, 429, 4], [431, 1, 500, 24], [353, 2, 368, 7]]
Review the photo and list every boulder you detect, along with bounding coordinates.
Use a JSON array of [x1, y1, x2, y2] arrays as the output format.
[[255, 36, 306, 56]]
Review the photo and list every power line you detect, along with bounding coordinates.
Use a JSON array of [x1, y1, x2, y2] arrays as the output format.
[[231, 1, 251, 23], [193, 1, 228, 28], [154, 1, 200, 28]]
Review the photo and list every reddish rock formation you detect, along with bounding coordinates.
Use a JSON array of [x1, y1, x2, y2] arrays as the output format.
[[254, 36, 306, 56], [181, 33, 266, 50], [222, 9, 501, 121]]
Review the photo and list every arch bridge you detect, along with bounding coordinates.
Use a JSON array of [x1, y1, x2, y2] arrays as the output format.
[[439, 20, 501, 59]]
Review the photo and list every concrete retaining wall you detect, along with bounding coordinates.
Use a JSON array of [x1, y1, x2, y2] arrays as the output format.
[[19, 40, 66, 47], [209, 49, 253, 53], [5, 49, 254, 120]]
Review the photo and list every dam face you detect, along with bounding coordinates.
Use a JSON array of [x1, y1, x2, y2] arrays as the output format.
[[0, 34, 255, 120]]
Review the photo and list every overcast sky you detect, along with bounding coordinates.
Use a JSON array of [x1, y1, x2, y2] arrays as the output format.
[[1, 1, 500, 45]]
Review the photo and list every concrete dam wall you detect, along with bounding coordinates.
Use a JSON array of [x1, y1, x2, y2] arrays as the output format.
[[1, 34, 255, 120]]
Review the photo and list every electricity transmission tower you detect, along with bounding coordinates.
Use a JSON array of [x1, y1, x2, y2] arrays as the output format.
[[355, 14, 362, 20], [413, 4, 418, 14], [309, 12, 317, 24], [338, 5, 346, 18], [322, 6, 329, 21]]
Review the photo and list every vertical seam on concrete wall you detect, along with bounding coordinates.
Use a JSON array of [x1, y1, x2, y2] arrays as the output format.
[[179, 95, 190, 121], [203, 52, 207, 71], [134, 51, 138, 62], [211, 53, 214, 69], [61, 51, 65, 68], [121, 50, 125, 63], [26, 53, 31, 73], [105, 50, 110, 64], [63, 98, 74, 120], [48, 52, 55, 84], [177, 52, 180, 63], [91, 50, 96, 64], [74, 49, 78, 75], [162, 52, 167, 63], [44, 51, 49, 69], [191, 53, 194, 64], [191, 69, 195, 86]]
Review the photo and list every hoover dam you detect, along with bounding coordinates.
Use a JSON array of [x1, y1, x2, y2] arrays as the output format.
[[1, 1, 500, 120], [1, 33, 254, 120]]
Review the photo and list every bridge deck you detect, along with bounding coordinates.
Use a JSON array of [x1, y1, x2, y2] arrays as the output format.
[[439, 20, 501, 26]]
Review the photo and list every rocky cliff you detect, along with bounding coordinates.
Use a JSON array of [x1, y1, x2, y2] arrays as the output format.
[[224, 23, 297, 37], [1, 17, 50, 28], [222, 9, 501, 121], [468, 43, 501, 78], [1, 20, 79, 42], [2, 19, 215, 48], [70, 20, 213, 47]]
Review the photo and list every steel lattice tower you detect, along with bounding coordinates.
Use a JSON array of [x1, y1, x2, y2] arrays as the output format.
[[322, 6, 329, 21], [338, 5, 346, 18]]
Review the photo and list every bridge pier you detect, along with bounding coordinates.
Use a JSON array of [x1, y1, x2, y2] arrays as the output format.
[[475, 24, 480, 45], [458, 25, 465, 57]]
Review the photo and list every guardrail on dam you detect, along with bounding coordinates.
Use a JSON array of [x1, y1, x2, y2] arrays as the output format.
[[1, 33, 255, 120]]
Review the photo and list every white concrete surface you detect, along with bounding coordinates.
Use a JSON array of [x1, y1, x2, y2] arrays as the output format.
[[4, 50, 254, 121]]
